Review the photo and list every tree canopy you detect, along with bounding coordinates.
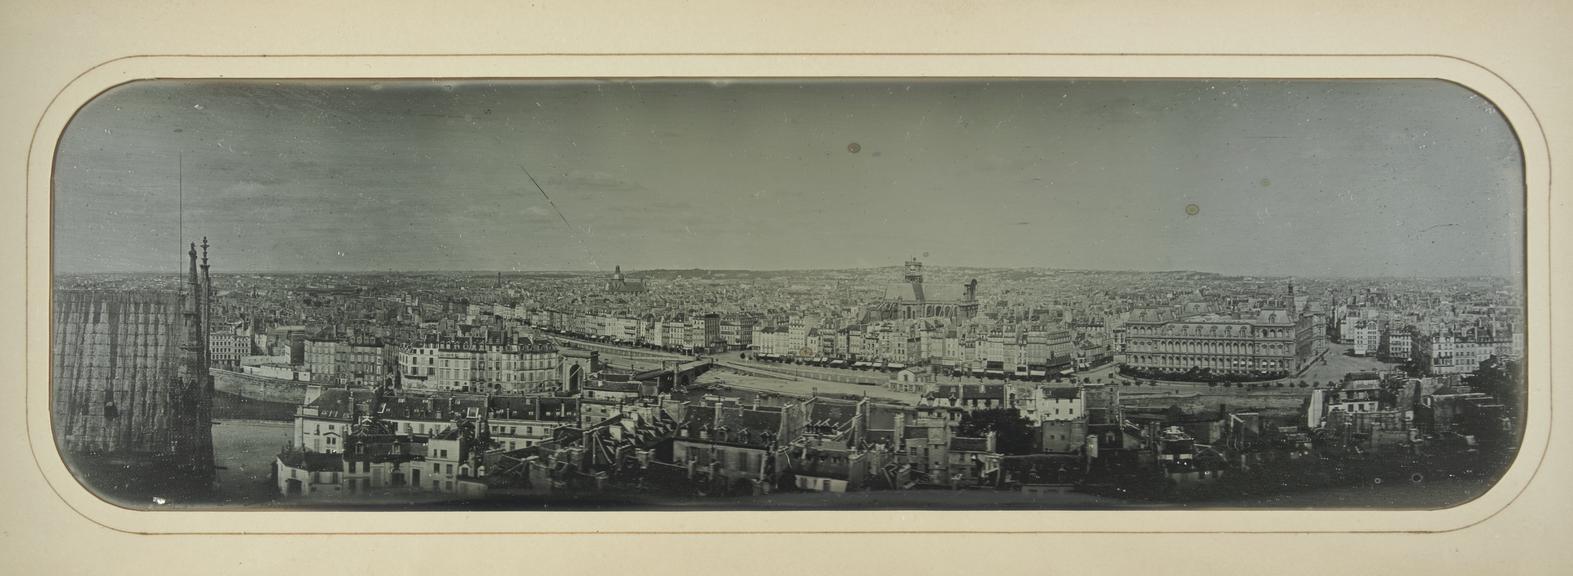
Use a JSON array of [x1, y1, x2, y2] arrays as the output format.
[[957, 408, 1037, 455], [1465, 356, 1525, 427]]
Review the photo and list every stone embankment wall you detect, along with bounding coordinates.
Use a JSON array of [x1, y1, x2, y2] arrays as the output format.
[[211, 368, 309, 405]]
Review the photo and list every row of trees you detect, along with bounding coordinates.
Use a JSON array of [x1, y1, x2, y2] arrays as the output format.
[[1206, 380, 1341, 389], [957, 408, 1037, 455]]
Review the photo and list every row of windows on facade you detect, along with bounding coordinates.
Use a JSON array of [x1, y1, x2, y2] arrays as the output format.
[[1334, 402, 1380, 412], [311, 422, 460, 440], [488, 424, 543, 436], [1128, 343, 1293, 354], [678, 427, 776, 444], [1128, 356, 1290, 367], [682, 448, 765, 472], [288, 469, 458, 492], [1130, 326, 1293, 338], [403, 355, 558, 367], [405, 366, 555, 381]]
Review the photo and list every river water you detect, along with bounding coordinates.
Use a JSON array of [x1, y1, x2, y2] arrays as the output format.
[[208, 419, 292, 506]]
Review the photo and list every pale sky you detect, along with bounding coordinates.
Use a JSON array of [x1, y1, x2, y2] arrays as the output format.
[[53, 79, 1524, 277]]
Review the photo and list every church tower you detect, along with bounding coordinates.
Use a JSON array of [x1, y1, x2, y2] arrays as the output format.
[[903, 258, 925, 306]]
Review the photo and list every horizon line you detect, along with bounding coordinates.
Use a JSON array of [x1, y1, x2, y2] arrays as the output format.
[[52, 265, 1522, 282]]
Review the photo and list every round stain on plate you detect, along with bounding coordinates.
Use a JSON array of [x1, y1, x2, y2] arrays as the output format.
[[847, 142, 861, 154], [1185, 204, 1200, 216]]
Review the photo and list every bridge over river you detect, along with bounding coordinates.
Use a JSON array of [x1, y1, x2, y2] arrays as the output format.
[[540, 333, 922, 403], [543, 334, 716, 389]]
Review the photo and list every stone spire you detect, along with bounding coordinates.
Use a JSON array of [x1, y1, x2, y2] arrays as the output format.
[[200, 237, 212, 385], [184, 242, 200, 336], [176, 241, 214, 479]]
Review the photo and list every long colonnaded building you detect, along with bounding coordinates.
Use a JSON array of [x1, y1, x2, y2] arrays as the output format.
[[1122, 305, 1318, 377]]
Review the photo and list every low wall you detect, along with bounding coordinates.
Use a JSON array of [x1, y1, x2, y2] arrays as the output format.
[[732, 361, 886, 385], [211, 390, 298, 421], [211, 368, 309, 406]]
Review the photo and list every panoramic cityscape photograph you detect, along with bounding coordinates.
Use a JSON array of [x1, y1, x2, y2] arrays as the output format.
[[50, 77, 1526, 510]]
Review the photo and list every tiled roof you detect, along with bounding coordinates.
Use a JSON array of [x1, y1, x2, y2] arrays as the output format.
[[808, 398, 860, 425], [681, 403, 784, 448], [1128, 308, 1177, 324], [380, 393, 487, 421], [302, 388, 378, 420], [1044, 387, 1082, 400], [727, 406, 785, 442], [864, 405, 901, 430], [278, 450, 343, 472]]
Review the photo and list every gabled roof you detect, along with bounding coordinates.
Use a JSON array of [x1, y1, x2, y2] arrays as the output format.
[[1128, 308, 1178, 324]]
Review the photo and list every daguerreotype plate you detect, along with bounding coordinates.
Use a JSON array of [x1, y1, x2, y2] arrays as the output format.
[[39, 65, 1536, 520]]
